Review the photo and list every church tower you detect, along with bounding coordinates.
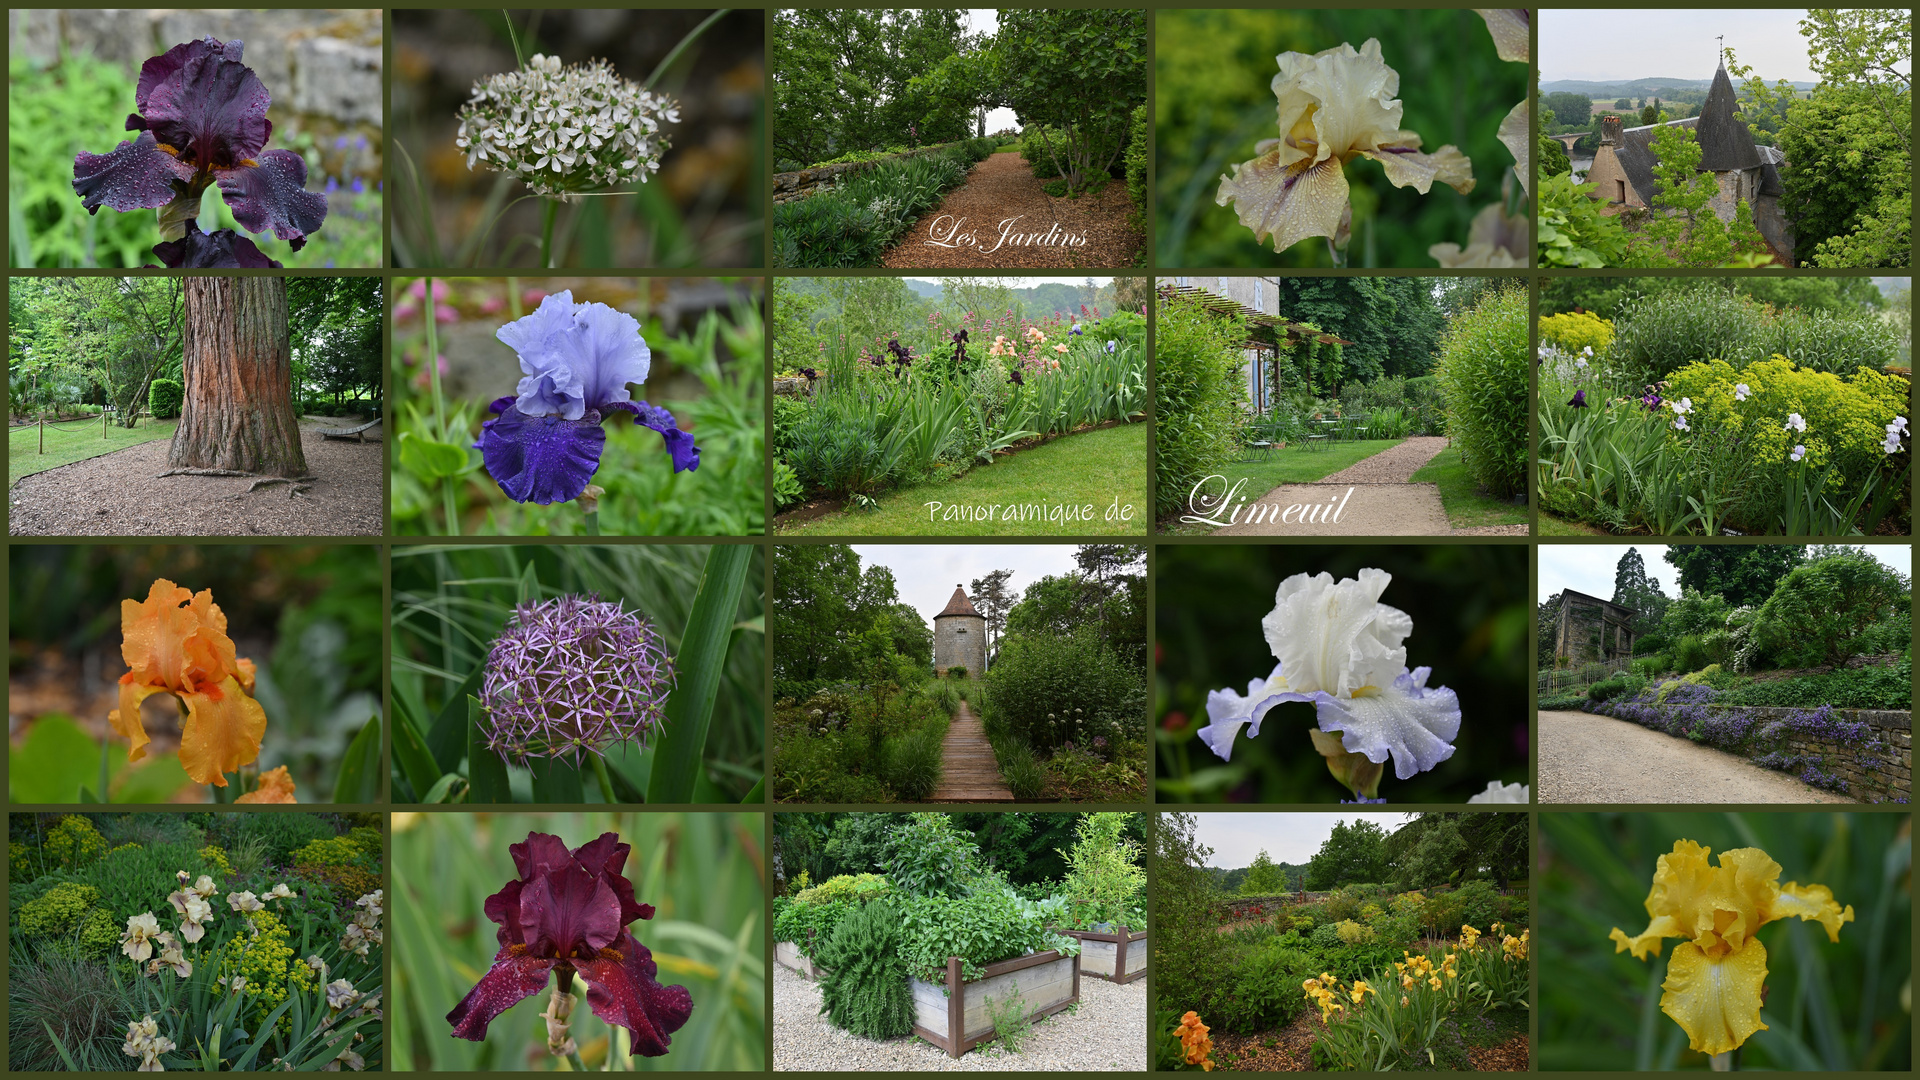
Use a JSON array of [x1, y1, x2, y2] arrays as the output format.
[[932, 585, 987, 678]]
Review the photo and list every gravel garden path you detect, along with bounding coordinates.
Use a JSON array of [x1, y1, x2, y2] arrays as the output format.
[[773, 960, 1146, 1071], [1211, 437, 1527, 536], [880, 152, 1144, 269], [931, 700, 1013, 802], [1537, 710, 1854, 804], [9, 418, 383, 536]]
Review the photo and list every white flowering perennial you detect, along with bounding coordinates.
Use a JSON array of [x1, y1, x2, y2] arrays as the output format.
[[455, 53, 680, 200], [341, 889, 384, 957]]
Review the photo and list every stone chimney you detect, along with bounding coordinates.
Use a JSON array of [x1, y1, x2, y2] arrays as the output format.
[[1600, 115, 1621, 146]]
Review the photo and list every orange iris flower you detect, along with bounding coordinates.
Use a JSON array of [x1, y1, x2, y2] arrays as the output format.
[[235, 764, 298, 803], [107, 579, 268, 787]]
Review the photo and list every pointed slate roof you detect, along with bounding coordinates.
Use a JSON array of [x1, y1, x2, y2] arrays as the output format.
[[1695, 63, 1763, 173], [935, 586, 981, 619]]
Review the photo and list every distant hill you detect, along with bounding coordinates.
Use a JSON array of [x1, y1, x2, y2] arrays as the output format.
[[903, 279, 942, 300], [1542, 77, 1816, 96]]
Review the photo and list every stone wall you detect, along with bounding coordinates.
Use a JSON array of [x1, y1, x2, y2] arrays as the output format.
[[10, 10, 382, 131], [774, 141, 970, 205], [934, 614, 986, 679], [1553, 591, 1636, 665], [1735, 705, 1910, 803]]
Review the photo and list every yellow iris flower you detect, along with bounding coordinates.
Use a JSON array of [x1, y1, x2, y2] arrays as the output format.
[[1610, 839, 1854, 1056], [1217, 39, 1473, 255], [107, 579, 268, 787]]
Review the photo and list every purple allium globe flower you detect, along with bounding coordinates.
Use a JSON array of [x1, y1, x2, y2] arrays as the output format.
[[72, 37, 328, 254], [474, 291, 699, 506], [479, 595, 676, 766], [446, 831, 693, 1055]]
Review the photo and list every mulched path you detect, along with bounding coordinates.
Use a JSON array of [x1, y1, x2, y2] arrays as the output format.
[[1213, 1012, 1529, 1072], [9, 418, 383, 536], [1469, 1033, 1531, 1070], [880, 152, 1144, 269]]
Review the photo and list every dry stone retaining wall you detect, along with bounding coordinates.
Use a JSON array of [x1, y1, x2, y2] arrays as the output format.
[[774, 141, 970, 204]]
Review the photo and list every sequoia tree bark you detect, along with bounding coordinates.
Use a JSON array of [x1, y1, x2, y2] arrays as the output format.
[[169, 277, 308, 476]]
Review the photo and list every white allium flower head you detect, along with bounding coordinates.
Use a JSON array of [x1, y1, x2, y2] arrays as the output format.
[[456, 53, 678, 201]]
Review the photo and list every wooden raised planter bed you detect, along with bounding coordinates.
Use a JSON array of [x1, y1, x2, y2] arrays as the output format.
[[774, 940, 829, 981], [910, 949, 1081, 1057], [1061, 926, 1146, 983]]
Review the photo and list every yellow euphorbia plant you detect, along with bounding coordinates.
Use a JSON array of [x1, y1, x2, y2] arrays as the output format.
[[1610, 840, 1853, 1056], [107, 579, 293, 800]]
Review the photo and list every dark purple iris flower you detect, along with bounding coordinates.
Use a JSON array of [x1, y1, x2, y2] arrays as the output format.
[[1009, 368, 1024, 386], [447, 831, 693, 1054], [149, 219, 281, 268], [1567, 389, 1588, 409], [474, 291, 699, 506], [72, 37, 327, 253]]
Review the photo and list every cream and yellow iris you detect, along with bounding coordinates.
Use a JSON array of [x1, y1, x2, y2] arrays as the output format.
[[1218, 39, 1474, 255], [1610, 840, 1854, 1056]]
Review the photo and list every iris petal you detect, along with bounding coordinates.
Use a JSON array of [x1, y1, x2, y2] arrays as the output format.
[[565, 301, 652, 409], [138, 37, 272, 168], [575, 932, 695, 1057], [1771, 881, 1855, 943], [1216, 152, 1353, 257], [215, 148, 328, 249], [474, 405, 608, 505], [109, 681, 168, 764], [73, 131, 192, 215], [178, 675, 268, 786], [605, 401, 700, 473], [1314, 666, 1462, 779], [501, 292, 589, 419], [1197, 663, 1317, 762], [150, 220, 281, 268], [519, 863, 623, 960], [447, 950, 555, 1041], [1660, 939, 1769, 1056], [233, 764, 297, 803]]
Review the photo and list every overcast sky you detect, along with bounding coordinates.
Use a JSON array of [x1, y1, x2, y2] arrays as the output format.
[[1540, 10, 1819, 84], [967, 9, 1020, 132], [1538, 545, 1913, 604], [1191, 812, 1418, 869], [904, 276, 1113, 289], [851, 544, 1082, 627]]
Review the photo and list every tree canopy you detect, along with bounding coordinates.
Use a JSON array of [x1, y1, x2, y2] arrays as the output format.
[[771, 9, 980, 166], [1305, 819, 1389, 890], [1611, 547, 1669, 637], [1665, 545, 1809, 610], [773, 545, 927, 684]]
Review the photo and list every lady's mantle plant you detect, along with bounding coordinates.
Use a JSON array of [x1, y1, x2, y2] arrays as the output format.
[[72, 37, 328, 266], [1197, 568, 1461, 800]]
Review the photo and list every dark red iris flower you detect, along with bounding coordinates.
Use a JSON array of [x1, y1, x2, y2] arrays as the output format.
[[446, 831, 692, 1055], [72, 37, 327, 253]]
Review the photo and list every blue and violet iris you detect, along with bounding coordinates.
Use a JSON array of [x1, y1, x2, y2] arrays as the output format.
[[72, 37, 327, 267], [475, 291, 700, 506]]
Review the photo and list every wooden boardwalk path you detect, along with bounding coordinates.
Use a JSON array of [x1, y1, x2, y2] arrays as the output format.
[[929, 700, 1013, 802]]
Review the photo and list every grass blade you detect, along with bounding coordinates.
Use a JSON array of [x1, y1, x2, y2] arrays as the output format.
[[467, 696, 511, 803], [40, 1020, 81, 1071], [428, 663, 487, 771], [739, 777, 764, 804], [392, 699, 443, 802], [333, 716, 384, 803], [647, 544, 751, 803], [529, 755, 585, 802]]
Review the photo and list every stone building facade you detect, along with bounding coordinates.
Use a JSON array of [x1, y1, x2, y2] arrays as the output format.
[[1581, 62, 1794, 262], [932, 586, 987, 678], [1164, 276, 1276, 408], [1551, 589, 1638, 665]]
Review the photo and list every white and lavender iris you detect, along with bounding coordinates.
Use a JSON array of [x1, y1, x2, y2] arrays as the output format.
[[475, 291, 699, 505], [1198, 568, 1462, 780]]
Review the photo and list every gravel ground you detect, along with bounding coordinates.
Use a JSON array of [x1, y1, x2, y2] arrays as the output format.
[[773, 959, 1146, 1071], [9, 419, 382, 536], [1211, 483, 1455, 536], [1318, 436, 1448, 483], [1538, 710, 1854, 804]]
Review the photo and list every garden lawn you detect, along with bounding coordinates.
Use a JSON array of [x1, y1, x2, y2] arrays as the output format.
[[1535, 509, 1611, 536], [8, 419, 177, 486], [1410, 450, 1529, 528], [780, 423, 1147, 536], [1160, 439, 1402, 535]]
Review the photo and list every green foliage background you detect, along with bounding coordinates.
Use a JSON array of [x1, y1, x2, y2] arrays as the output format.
[[391, 811, 764, 1072], [1538, 812, 1910, 1071], [1156, 9, 1525, 267]]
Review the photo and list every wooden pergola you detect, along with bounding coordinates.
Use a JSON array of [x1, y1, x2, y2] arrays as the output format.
[[1158, 283, 1352, 412]]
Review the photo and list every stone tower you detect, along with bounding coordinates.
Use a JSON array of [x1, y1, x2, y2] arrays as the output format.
[[932, 585, 987, 678]]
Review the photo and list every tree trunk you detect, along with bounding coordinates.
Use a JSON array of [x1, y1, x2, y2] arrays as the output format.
[[169, 278, 307, 476]]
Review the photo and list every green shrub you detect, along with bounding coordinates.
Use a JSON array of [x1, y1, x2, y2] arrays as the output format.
[[79, 841, 223, 922], [881, 725, 944, 800], [794, 874, 892, 907], [1308, 922, 1345, 951], [1536, 691, 1588, 710], [946, 665, 970, 680], [1586, 677, 1631, 702], [220, 813, 333, 863], [1154, 294, 1247, 518], [1611, 284, 1900, 382], [1716, 657, 1911, 710], [1452, 880, 1502, 929], [1123, 103, 1147, 230], [896, 890, 1079, 982], [1334, 919, 1375, 944], [1433, 284, 1529, 498], [346, 826, 383, 859], [986, 627, 1143, 753], [773, 195, 883, 268], [45, 815, 107, 869], [1322, 888, 1362, 923], [1218, 941, 1311, 1034], [148, 378, 184, 419], [18, 882, 117, 956], [999, 741, 1047, 800]]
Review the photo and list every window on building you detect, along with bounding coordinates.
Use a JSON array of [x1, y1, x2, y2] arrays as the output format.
[[1254, 280, 1263, 311]]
